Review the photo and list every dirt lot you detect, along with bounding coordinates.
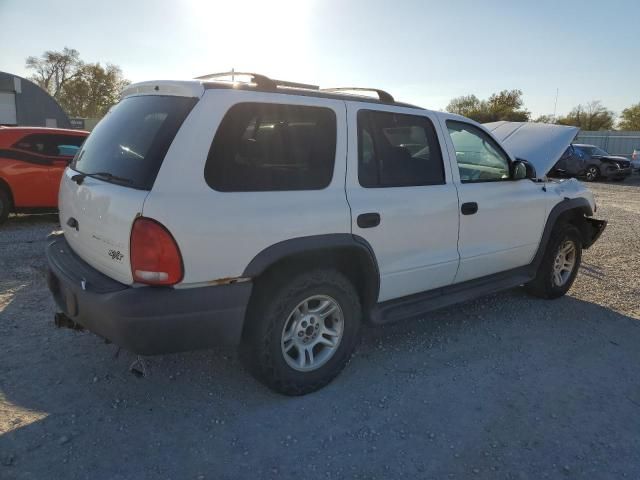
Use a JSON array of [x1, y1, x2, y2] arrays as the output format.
[[1, 178, 640, 479]]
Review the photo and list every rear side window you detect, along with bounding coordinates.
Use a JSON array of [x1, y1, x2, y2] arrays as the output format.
[[72, 95, 197, 190], [205, 103, 336, 192], [357, 110, 444, 188], [13, 134, 85, 157]]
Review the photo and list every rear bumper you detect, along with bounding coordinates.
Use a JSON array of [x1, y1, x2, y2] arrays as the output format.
[[46, 235, 252, 355]]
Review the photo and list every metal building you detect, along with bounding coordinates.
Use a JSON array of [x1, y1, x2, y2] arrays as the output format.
[[575, 130, 640, 159], [0, 71, 71, 128]]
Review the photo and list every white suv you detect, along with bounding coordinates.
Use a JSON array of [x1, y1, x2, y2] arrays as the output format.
[[46, 72, 606, 395]]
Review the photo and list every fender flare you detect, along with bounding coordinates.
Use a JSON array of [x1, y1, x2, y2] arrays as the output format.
[[530, 197, 593, 271], [243, 233, 380, 306]]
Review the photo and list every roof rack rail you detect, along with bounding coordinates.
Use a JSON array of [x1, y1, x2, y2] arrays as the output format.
[[194, 72, 319, 91], [320, 87, 394, 103]]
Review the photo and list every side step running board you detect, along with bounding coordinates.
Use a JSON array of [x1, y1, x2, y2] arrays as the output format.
[[369, 269, 533, 325]]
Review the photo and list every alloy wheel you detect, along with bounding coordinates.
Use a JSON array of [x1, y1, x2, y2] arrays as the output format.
[[280, 295, 344, 372], [552, 240, 577, 287]]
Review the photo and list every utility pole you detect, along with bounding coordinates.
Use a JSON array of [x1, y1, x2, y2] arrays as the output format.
[[553, 88, 559, 120]]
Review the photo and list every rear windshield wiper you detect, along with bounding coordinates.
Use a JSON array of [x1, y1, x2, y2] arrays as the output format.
[[71, 171, 134, 186]]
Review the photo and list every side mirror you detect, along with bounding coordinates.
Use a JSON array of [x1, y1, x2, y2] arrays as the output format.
[[512, 159, 537, 180]]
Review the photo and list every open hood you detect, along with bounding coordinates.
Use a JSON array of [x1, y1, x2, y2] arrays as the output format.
[[484, 121, 579, 177]]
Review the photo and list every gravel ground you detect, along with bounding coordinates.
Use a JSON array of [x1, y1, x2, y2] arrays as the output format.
[[1, 179, 640, 479]]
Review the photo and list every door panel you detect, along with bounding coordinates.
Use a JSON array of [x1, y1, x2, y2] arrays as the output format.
[[453, 181, 546, 283], [345, 104, 460, 302], [439, 116, 547, 283], [2, 153, 57, 207]]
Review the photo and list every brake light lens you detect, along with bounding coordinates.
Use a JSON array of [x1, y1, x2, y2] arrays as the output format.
[[130, 217, 183, 285]]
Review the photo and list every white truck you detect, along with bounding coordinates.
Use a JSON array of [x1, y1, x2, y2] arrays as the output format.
[[46, 73, 606, 395]]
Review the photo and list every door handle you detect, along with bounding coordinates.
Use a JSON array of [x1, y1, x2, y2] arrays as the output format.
[[461, 202, 478, 215], [357, 212, 381, 228]]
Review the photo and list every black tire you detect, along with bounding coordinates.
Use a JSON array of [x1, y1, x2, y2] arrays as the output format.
[[242, 269, 361, 395], [525, 223, 582, 299], [584, 165, 599, 182], [0, 188, 11, 225]]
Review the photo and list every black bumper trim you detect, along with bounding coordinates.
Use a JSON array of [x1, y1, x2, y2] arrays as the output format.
[[584, 217, 607, 249], [46, 236, 252, 355]]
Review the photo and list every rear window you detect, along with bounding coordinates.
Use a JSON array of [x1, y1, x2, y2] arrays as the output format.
[[72, 95, 197, 190], [204, 102, 337, 192]]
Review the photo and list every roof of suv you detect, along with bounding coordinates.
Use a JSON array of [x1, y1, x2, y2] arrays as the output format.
[[202, 81, 425, 109], [122, 72, 425, 110]]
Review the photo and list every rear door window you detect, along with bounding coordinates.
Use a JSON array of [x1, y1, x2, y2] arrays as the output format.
[[357, 110, 445, 187], [205, 102, 337, 192], [72, 95, 197, 190]]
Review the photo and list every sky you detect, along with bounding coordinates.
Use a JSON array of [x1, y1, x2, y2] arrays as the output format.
[[1, 0, 639, 118]]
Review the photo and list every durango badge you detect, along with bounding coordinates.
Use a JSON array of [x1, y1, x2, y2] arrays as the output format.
[[108, 249, 124, 262]]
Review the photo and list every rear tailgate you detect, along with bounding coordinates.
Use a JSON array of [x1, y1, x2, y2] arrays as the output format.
[[59, 170, 147, 284], [58, 91, 199, 285]]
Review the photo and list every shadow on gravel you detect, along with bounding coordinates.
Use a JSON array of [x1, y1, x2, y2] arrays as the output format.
[[2, 275, 640, 479]]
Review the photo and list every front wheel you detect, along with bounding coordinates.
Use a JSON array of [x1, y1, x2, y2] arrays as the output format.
[[584, 166, 599, 182], [242, 269, 361, 395], [525, 224, 582, 299]]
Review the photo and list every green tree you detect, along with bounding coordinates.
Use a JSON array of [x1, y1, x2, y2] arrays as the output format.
[[446, 89, 530, 122], [446, 94, 482, 118], [618, 102, 640, 130], [556, 101, 615, 131], [26, 47, 129, 118], [58, 63, 129, 118]]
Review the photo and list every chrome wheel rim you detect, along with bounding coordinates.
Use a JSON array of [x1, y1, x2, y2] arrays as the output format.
[[552, 240, 577, 287], [281, 295, 344, 372], [586, 167, 597, 181]]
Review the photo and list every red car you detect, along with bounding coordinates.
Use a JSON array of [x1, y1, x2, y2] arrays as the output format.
[[0, 127, 88, 224]]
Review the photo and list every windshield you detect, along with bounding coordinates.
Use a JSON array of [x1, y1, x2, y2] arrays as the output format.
[[580, 145, 609, 156], [72, 95, 197, 189]]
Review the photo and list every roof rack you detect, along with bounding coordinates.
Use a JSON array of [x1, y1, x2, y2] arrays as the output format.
[[320, 87, 394, 104], [194, 71, 319, 91]]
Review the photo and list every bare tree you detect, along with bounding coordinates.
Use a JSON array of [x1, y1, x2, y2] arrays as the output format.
[[26, 48, 129, 118], [557, 101, 615, 131], [25, 47, 83, 98]]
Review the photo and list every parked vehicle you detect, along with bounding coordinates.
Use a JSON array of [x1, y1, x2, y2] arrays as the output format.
[[46, 73, 606, 395], [632, 149, 640, 172], [0, 127, 88, 224], [553, 143, 632, 182]]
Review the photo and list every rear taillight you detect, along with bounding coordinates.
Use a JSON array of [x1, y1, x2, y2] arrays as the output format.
[[130, 217, 183, 285]]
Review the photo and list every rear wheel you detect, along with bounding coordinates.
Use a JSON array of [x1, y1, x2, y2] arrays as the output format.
[[0, 188, 11, 225], [584, 166, 599, 182], [242, 269, 361, 395], [525, 224, 582, 299]]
